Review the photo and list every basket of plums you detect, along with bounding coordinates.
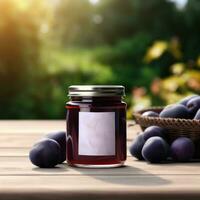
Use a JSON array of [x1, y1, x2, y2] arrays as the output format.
[[131, 95, 200, 163]]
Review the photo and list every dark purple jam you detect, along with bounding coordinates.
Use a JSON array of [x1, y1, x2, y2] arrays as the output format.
[[66, 86, 126, 168]]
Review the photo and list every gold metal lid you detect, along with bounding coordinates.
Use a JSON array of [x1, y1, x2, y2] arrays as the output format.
[[68, 85, 125, 97]]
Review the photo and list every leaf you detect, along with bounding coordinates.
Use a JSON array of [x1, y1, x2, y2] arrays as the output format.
[[144, 41, 168, 63], [170, 63, 185, 75], [196, 56, 200, 67]]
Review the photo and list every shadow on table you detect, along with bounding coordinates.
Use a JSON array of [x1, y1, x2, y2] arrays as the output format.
[[72, 163, 170, 186], [32, 165, 68, 173]]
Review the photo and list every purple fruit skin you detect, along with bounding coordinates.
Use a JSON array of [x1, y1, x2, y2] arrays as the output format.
[[170, 137, 194, 162], [179, 95, 198, 106], [142, 136, 169, 163], [159, 104, 190, 119], [29, 138, 61, 168], [142, 111, 159, 117], [194, 140, 200, 159], [143, 126, 166, 141], [194, 109, 200, 120], [129, 134, 145, 160], [46, 131, 66, 163], [187, 96, 200, 118]]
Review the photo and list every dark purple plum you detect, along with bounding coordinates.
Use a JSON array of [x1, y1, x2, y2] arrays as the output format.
[[170, 137, 194, 162], [29, 138, 61, 168], [142, 136, 169, 163], [142, 111, 159, 117], [143, 126, 166, 141], [129, 134, 145, 160], [194, 109, 200, 120], [159, 104, 190, 119], [194, 140, 200, 159], [178, 95, 198, 106], [187, 96, 200, 118], [46, 131, 66, 163]]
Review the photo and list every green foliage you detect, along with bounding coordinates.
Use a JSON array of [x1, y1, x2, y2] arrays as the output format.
[[0, 0, 55, 118], [140, 38, 200, 107], [54, 0, 180, 45], [54, 0, 95, 46], [92, 33, 158, 91], [1, 0, 200, 119]]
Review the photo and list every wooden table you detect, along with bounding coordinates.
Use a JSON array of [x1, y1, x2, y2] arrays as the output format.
[[1, 120, 200, 200]]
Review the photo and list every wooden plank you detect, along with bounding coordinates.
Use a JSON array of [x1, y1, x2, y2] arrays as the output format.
[[1, 120, 200, 200], [0, 146, 132, 156], [0, 121, 139, 157], [0, 148, 29, 156], [0, 155, 200, 176], [0, 175, 200, 200], [0, 121, 140, 148], [0, 174, 200, 191], [1, 191, 200, 200], [0, 146, 133, 158], [0, 120, 66, 134], [0, 134, 45, 148], [0, 134, 135, 148], [0, 120, 139, 136]]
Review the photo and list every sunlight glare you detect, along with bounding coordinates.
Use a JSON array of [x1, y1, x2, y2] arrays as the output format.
[[168, 0, 188, 9], [89, 0, 99, 5]]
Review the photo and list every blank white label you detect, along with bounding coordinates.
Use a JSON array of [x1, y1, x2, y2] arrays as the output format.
[[78, 112, 115, 156]]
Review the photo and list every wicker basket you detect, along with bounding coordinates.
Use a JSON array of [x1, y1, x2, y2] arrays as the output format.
[[133, 107, 200, 142]]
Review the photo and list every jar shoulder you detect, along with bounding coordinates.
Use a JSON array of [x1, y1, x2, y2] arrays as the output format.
[[66, 100, 126, 107]]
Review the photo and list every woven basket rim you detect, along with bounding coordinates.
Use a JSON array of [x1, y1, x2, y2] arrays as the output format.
[[133, 106, 200, 125]]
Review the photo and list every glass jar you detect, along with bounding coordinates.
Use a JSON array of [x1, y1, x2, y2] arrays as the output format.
[[66, 85, 126, 168]]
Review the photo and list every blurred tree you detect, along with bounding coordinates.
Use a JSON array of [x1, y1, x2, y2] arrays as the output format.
[[1, 0, 200, 119], [96, 0, 180, 43], [94, 0, 136, 44], [142, 38, 200, 107], [182, 0, 200, 60], [132, 0, 181, 38], [0, 0, 49, 118], [54, 0, 181, 45], [54, 0, 94, 46]]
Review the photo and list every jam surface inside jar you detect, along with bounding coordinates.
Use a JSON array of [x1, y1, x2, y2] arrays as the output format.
[[66, 86, 126, 168]]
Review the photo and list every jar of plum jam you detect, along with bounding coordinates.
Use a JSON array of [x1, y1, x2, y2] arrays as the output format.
[[66, 85, 126, 168]]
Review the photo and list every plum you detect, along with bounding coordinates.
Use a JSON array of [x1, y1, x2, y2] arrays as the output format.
[[170, 137, 194, 162], [159, 104, 190, 119], [194, 140, 200, 159], [179, 95, 198, 106], [142, 111, 159, 117], [46, 131, 66, 163], [129, 134, 145, 160], [143, 126, 166, 141], [194, 109, 200, 120], [142, 136, 169, 163], [187, 96, 200, 118], [29, 138, 61, 168]]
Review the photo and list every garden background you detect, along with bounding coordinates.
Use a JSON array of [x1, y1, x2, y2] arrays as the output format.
[[0, 0, 200, 119]]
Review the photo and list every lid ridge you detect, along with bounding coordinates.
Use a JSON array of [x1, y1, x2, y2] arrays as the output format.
[[68, 85, 125, 97]]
